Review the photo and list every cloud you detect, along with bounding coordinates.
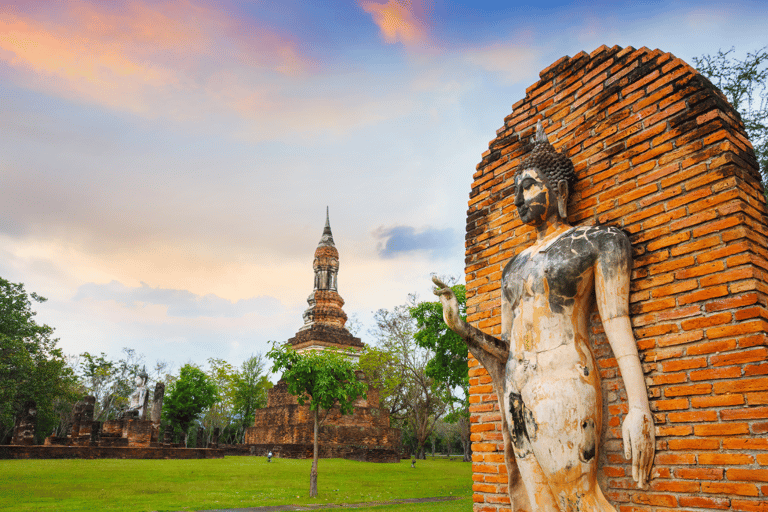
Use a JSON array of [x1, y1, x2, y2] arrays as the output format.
[[359, 0, 429, 46], [74, 280, 286, 318], [0, 0, 314, 121], [373, 225, 459, 259], [463, 44, 541, 85]]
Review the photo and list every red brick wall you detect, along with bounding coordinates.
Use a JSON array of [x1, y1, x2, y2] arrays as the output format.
[[466, 45, 768, 511]]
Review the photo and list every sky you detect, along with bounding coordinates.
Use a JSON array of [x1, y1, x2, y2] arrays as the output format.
[[1, 0, 766, 375]]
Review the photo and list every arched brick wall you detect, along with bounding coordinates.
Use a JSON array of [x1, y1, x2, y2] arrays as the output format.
[[466, 45, 768, 511]]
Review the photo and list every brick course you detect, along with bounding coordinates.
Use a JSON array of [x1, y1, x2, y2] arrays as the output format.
[[465, 45, 768, 511]]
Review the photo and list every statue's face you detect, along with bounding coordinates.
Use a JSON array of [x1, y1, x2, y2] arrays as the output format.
[[135, 375, 144, 387], [514, 168, 555, 226]]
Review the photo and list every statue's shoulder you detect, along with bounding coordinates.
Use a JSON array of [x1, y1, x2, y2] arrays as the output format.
[[581, 225, 632, 258]]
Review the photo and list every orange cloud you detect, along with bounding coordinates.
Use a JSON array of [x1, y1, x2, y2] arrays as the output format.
[[0, 1, 313, 118], [359, 0, 428, 46]]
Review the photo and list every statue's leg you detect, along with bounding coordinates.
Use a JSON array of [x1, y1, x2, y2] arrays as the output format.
[[504, 389, 560, 511], [521, 372, 615, 512]]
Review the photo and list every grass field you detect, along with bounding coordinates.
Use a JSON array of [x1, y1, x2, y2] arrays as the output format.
[[0, 456, 472, 512]]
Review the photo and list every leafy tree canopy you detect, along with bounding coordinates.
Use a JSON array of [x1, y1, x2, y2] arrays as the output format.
[[694, 46, 768, 187], [410, 283, 469, 398], [267, 344, 366, 415], [163, 364, 218, 437], [0, 277, 77, 442]]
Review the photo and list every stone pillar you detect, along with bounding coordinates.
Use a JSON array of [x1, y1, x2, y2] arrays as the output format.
[[90, 421, 102, 444], [78, 396, 95, 438], [11, 400, 37, 445], [212, 427, 220, 449], [197, 427, 205, 448], [163, 424, 173, 445], [70, 400, 85, 439], [151, 383, 165, 425]]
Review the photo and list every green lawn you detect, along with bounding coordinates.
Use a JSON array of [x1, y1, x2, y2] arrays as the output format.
[[0, 456, 472, 512]]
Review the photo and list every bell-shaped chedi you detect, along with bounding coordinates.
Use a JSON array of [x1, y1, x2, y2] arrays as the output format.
[[288, 208, 364, 356]]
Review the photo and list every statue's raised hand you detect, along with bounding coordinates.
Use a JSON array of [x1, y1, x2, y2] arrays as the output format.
[[432, 276, 466, 336], [622, 405, 655, 488]]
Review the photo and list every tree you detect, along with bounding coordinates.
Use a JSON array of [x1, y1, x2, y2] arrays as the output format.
[[232, 354, 272, 443], [362, 297, 448, 459], [409, 281, 472, 461], [201, 358, 236, 446], [162, 364, 218, 446], [694, 46, 768, 195], [0, 277, 78, 443], [78, 348, 145, 420], [267, 344, 367, 498]]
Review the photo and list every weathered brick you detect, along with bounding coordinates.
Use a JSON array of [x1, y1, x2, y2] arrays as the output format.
[[467, 46, 768, 510]]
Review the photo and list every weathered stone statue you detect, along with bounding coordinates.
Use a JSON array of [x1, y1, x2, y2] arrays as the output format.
[[434, 122, 654, 511], [11, 400, 37, 445], [121, 371, 150, 420]]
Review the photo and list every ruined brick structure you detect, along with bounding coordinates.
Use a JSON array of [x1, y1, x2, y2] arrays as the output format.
[[245, 376, 400, 462], [466, 46, 768, 511], [10, 401, 37, 446], [244, 210, 400, 463]]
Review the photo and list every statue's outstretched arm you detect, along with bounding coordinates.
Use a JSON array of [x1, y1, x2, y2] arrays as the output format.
[[432, 276, 508, 363], [595, 232, 655, 488]]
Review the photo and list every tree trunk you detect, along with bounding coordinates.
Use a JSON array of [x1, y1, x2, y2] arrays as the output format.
[[310, 408, 319, 498], [460, 415, 471, 462], [431, 436, 435, 458]]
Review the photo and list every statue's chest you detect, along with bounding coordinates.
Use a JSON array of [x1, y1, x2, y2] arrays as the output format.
[[503, 237, 596, 314]]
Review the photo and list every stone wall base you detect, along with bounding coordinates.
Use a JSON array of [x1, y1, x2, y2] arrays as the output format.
[[239, 442, 401, 463], [0, 445, 224, 459]]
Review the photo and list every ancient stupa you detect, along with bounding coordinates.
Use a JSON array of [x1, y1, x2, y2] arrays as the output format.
[[287, 208, 364, 359], [244, 210, 400, 462]]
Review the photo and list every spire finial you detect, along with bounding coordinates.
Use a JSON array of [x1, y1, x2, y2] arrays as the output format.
[[534, 119, 548, 144], [319, 207, 335, 247]]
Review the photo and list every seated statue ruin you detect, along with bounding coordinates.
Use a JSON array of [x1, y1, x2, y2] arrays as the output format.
[[433, 121, 654, 511], [120, 371, 150, 420]]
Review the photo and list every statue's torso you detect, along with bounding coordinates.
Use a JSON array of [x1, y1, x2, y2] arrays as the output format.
[[502, 226, 615, 393]]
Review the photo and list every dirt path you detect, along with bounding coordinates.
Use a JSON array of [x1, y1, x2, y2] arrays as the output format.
[[187, 496, 463, 512]]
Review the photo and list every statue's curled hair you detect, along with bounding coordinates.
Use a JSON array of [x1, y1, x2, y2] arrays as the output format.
[[520, 136, 577, 190]]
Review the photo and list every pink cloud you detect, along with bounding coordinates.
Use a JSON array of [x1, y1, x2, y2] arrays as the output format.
[[359, 0, 429, 46], [0, 1, 314, 117]]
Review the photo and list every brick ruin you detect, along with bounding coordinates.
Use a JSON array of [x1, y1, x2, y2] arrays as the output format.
[[244, 210, 401, 463], [10, 400, 37, 446], [4, 388, 221, 459], [465, 46, 767, 511]]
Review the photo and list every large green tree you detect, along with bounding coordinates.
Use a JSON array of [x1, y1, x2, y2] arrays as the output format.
[[409, 282, 471, 461], [162, 364, 218, 446], [267, 344, 367, 498], [232, 354, 272, 442], [694, 46, 768, 193], [0, 277, 77, 443], [361, 298, 447, 459]]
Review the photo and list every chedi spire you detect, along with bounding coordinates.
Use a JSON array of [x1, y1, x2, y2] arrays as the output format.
[[300, 208, 346, 330]]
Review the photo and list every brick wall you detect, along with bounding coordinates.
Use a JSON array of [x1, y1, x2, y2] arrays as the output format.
[[243, 379, 401, 462], [0, 445, 224, 459], [465, 45, 768, 511]]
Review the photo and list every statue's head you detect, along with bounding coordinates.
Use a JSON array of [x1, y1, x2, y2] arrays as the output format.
[[514, 121, 576, 226], [136, 371, 149, 387]]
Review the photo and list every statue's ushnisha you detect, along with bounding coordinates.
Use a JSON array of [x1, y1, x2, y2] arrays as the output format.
[[434, 121, 654, 511]]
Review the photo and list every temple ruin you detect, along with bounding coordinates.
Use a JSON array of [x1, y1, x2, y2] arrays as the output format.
[[244, 210, 401, 462]]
